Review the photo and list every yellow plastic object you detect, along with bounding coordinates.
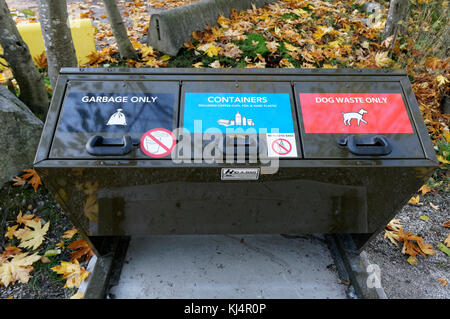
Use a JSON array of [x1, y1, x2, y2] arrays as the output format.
[[0, 19, 96, 70]]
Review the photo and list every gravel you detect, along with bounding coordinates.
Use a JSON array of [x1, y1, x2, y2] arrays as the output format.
[[364, 191, 450, 299]]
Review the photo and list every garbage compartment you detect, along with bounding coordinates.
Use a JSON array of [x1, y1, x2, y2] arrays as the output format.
[[34, 68, 438, 251]]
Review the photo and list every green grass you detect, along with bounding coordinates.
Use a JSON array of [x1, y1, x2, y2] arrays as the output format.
[[234, 33, 269, 59]]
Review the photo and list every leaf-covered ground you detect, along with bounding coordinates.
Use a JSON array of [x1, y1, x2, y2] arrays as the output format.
[[0, 180, 84, 299], [1, 0, 449, 298]]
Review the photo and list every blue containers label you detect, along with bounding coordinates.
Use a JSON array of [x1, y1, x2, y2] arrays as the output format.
[[183, 93, 294, 133]]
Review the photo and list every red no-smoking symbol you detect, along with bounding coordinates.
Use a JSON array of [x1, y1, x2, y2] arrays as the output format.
[[271, 138, 292, 155]]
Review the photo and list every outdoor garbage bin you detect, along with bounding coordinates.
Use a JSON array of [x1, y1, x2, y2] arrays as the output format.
[[34, 68, 438, 251]]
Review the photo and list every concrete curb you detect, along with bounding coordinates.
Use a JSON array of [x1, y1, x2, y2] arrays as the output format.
[[77, 236, 130, 299], [327, 234, 388, 299], [147, 0, 278, 56]]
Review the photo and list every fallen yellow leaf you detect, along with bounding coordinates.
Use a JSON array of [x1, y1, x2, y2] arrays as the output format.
[[407, 256, 418, 265], [437, 155, 450, 165], [192, 62, 203, 68], [444, 234, 450, 248], [436, 74, 448, 87], [5, 225, 18, 240], [62, 229, 78, 239], [284, 42, 297, 52], [70, 292, 84, 299], [408, 195, 420, 205], [386, 219, 402, 232], [375, 51, 393, 68], [16, 220, 50, 250], [51, 260, 90, 288], [0, 252, 41, 287], [384, 230, 400, 246]]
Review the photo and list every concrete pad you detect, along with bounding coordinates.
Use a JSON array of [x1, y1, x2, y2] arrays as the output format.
[[109, 234, 347, 299]]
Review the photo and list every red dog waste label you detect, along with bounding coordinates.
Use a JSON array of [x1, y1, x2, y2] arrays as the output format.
[[299, 93, 413, 134]]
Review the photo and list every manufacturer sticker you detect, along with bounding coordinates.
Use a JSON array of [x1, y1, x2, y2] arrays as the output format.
[[221, 168, 260, 180], [140, 128, 176, 158], [299, 93, 413, 134]]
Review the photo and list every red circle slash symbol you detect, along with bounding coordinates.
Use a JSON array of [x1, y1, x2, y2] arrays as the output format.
[[271, 138, 292, 155], [140, 128, 176, 158]]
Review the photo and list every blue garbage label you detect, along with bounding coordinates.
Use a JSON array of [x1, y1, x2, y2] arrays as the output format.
[[183, 93, 295, 134]]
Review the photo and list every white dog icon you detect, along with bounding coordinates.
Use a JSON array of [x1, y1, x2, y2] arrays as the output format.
[[342, 108, 368, 126]]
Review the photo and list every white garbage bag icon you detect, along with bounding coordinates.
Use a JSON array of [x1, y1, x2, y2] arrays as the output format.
[[107, 108, 127, 126]]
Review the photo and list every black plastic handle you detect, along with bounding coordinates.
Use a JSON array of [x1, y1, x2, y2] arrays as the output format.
[[86, 135, 133, 156], [338, 135, 392, 156]]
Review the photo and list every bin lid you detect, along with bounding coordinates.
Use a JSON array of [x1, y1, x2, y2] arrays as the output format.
[[294, 81, 426, 159], [180, 81, 302, 160], [49, 80, 179, 159]]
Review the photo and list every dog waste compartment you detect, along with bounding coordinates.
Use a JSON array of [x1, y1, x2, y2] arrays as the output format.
[[294, 81, 425, 159], [34, 68, 438, 252]]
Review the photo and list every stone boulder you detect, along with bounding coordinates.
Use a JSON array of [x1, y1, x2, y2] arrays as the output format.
[[0, 85, 43, 186]]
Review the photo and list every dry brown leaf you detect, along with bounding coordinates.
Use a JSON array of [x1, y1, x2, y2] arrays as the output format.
[[402, 240, 422, 258], [418, 184, 432, 195], [429, 202, 439, 210], [11, 176, 26, 187], [443, 221, 450, 228], [33, 52, 47, 69], [67, 240, 94, 263], [437, 278, 447, 287], [16, 211, 40, 225], [1, 246, 22, 258], [20, 169, 42, 192]]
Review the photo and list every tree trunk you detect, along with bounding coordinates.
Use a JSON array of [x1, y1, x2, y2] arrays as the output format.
[[102, 0, 138, 60], [0, 0, 49, 118], [383, 0, 409, 39], [38, 0, 77, 90]]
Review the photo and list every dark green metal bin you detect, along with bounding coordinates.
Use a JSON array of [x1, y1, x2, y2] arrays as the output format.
[[33, 68, 438, 251]]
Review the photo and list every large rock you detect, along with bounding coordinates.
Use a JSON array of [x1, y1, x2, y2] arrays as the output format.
[[147, 0, 278, 56], [0, 85, 43, 186]]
